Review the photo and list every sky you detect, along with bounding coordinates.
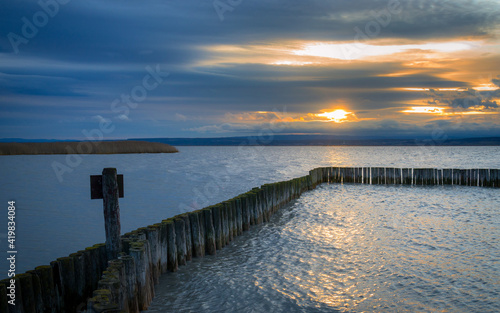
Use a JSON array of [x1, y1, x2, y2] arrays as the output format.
[[1, 0, 500, 140]]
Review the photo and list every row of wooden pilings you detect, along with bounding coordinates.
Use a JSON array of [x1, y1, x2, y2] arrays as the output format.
[[1, 167, 498, 313], [313, 167, 499, 187]]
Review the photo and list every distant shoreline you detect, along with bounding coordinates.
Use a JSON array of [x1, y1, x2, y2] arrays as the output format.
[[0, 140, 178, 155], [129, 136, 500, 146]]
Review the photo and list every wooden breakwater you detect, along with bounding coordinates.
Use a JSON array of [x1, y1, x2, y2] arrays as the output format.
[[1, 167, 498, 313], [311, 167, 499, 187]]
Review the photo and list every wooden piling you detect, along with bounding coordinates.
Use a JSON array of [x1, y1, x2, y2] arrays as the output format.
[[459, 169, 467, 185], [395, 168, 402, 184], [16, 273, 35, 313], [34, 265, 57, 313], [330, 167, 338, 183], [221, 203, 230, 245], [77, 248, 95, 301], [224, 202, 234, 242], [247, 193, 256, 226], [346, 167, 354, 183], [102, 168, 122, 260], [401, 168, 411, 185], [56, 256, 77, 312], [165, 220, 178, 272], [94, 243, 109, 276], [260, 190, 270, 223], [68, 251, 87, 308], [241, 195, 250, 231], [145, 225, 161, 284], [179, 215, 192, 262], [413, 168, 422, 185], [50, 260, 63, 311], [370, 167, 378, 185], [479, 169, 488, 187], [174, 218, 187, 266], [435, 169, 442, 185], [84, 245, 102, 293], [252, 189, 264, 224], [235, 197, 243, 236], [128, 241, 153, 310], [203, 208, 217, 255], [189, 212, 204, 258], [25, 270, 43, 313], [197, 210, 206, 254], [442, 169, 452, 185], [98, 260, 127, 311], [118, 254, 139, 313], [157, 222, 169, 274], [492, 169, 499, 187], [231, 200, 238, 237], [211, 204, 223, 250]]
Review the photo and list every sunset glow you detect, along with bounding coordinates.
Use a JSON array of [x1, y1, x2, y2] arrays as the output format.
[[317, 110, 353, 123], [271, 60, 314, 66], [292, 41, 476, 60], [402, 107, 445, 114], [402, 107, 498, 116]]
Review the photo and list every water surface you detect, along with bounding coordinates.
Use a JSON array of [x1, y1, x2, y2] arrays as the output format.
[[147, 183, 500, 312], [0, 146, 498, 275]]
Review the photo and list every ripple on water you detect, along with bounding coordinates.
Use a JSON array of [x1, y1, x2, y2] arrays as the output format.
[[147, 183, 499, 313]]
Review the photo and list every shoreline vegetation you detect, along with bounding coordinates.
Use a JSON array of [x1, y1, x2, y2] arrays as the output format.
[[0, 141, 178, 155]]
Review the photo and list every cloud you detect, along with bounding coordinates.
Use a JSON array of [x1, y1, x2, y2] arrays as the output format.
[[117, 114, 131, 121], [174, 113, 187, 121], [492, 76, 500, 87], [426, 76, 500, 110], [92, 115, 111, 124]]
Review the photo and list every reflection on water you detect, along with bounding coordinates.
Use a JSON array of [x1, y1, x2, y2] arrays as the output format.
[[147, 184, 500, 312]]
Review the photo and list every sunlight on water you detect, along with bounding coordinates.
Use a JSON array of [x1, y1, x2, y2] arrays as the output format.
[[147, 184, 499, 312]]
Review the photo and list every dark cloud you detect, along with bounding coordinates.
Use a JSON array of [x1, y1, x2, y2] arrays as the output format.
[[427, 76, 500, 109], [492, 76, 500, 87]]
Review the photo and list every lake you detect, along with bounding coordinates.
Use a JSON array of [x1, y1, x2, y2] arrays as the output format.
[[0, 146, 499, 311]]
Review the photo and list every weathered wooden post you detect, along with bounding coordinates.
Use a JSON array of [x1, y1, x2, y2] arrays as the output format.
[[203, 208, 217, 255], [164, 219, 178, 272], [189, 212, 204, 258], [91, 168, 124, 261], [102, 168, 122, 260]]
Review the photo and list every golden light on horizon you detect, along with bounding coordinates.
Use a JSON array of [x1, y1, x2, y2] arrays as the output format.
[[402, 107, 445, 114], [271, 60, 314, 66], [317, 109, 353, 123], [292, 41, 477, 60], [473, 85, 500, 91], [398, 87, 466, 92], [401, 107, 499, 116]]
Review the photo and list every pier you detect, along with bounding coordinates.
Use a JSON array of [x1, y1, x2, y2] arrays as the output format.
[[0, 167, 498, 312]]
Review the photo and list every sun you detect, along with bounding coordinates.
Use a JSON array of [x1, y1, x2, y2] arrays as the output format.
[[317, 109, 352, 123]]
